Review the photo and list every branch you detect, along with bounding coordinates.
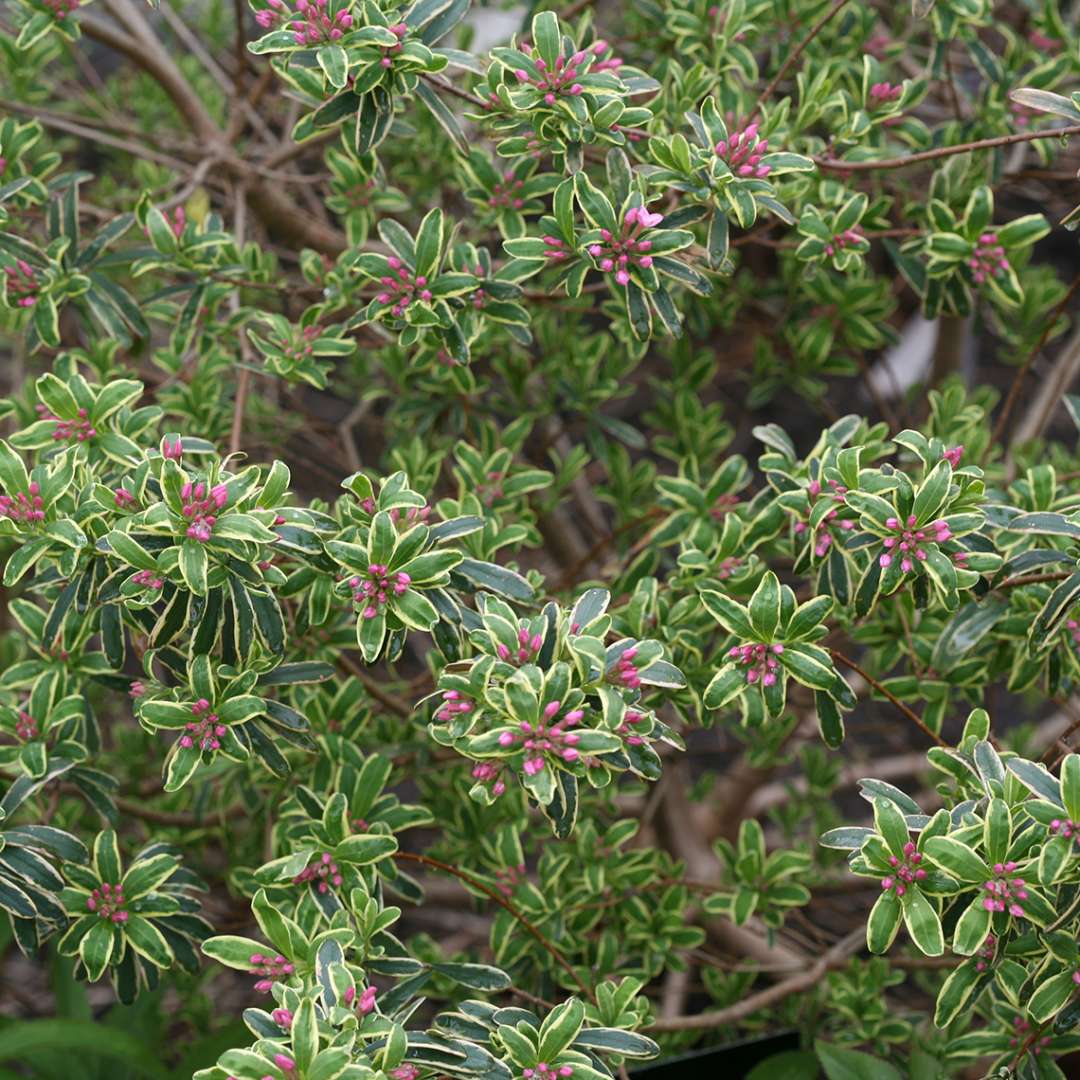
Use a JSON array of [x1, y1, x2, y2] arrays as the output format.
[[644, 927, 863, 1031], [830, 649, 947, 747], [815, 124, 1080, 172]]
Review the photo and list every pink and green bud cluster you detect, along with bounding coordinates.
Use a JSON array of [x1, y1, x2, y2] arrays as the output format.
[[618, 709, 647, 746], [255, 0, 353, 43], [1050, 816, 1080, 843], [36, 403, 97, 443], [292, 851, 343, 893], [522, 1066, 573, 1079], [0, 481, 45, 524], [794, 477, 854, 557], [180, 699, 225, 751], [716, 556, 742, 579], [437, 689, 474, 722], [969, 231, 1010, 285], [498, 627, 543, 665], [868, 81, 902, 107], [489, 171, 526, 209], [283, 324, 320, 362], [145, 206, 185, 240], [376, 256, 431, 317], [1010, 1014, 1053, 1052], [975, 932, 996, 972], [943, 444, 964, 467], [343, 984, 377, 1014], [380, 22, 407, 67], [161, 436, 183, 460], [273, 1054, 296, 1074], [983, 862, 1027, 916], [590, 40, 622, 72], [44, 0, 80, 18], [271, 1008, 293, 1029], [350, 563, 410, 618], [15, 710, 37, 741], [87, 882, 128, 922], [472, 761, 506, 796], [824, 228, 864, 258], [499, 700, 585, 773], [390, 1067, 420, 1080], [494, 862, 526, 897], [4, 260, 38, 307], [880, 840, 926, 896], [132, 569, 165, 590], [611, 646, 643, 689], [513, 40, 601, 104], [248, 951, 294, 993], [879, 515, 953, 573], [714, 121, 771, 178], [114, 487, 136, 509], [129, 680, 146, 698], [181, 480, 228, 542], [588, 206, 662, 286], [360, 497, 431, 527], [729, 641, 783, 686]]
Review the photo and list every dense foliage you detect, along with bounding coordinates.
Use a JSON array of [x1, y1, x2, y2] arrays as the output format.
[[3, 0, 1080, 1077]]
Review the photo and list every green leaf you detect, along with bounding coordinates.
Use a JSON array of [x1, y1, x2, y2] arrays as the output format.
[[816, 1041, 903, 1080], [79, 919, 115, 981], [178, 539, 208, 596], [0, 1020, 170, 1079], [922, 836, 989, 883], [317, 44, 349, 88], [902, 889, 943, 956], [123, 915, 174, 968]]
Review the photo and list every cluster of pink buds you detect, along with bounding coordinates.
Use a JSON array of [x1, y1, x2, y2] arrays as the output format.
[[1028, 29, 1060, 52], [180, 699, 225, 752], [588, 206, 662, 286], [146, 206, 185, 240], [1009, 100, 1038, 129], [468, 264, 488, 310], [281, 324, 321, 364], [1050, 816, 1080, 845], [498, 627, 543, 665], [181, 480, 228, 543], [865, 32, 891, 59], [472, 761, 506, 797], [43, 0, 80, 16], [376, 256, 431, 317], [273, 1055, 296, 1074], [880, 840, 926, 896], [4, 260, 39, 308], [249, 951, 295, 993], [708, 493, 740, 520], [14, 710, 37, 741], [129, 680, 146, 698], [1010, 1014, 1052, 1053], [343, 984, 377, 1014], [494, 862, 526, 897], [132, 569, 164, 590], [611, 646, 643, 689], [868, 81, 902, 108], [982, 862, 1027, 916], [360, 498, 431, 527], [794, 477, 855, 557], [943, 444, 964, 468], [256, 0, 353, 43], [729, 642, 784, 687], [542, 235, 571, 262], [87, 882, 128, 922], [390, 1066, 419, 1080], [350, 563, 409, 619], [618, 709, 648, 746], [714, 122, 771, 179], [499, 700, 585, 774], [975, 933, 996, 972], [716, 556, 742, 579], [969, 231, 1010, 286], [478, 470, 506, 506], [436, 689, 474, 723], [590, 40, 621, 72], [0, 481, 45, 525], [489, 171, 526, 209], [271, 1008, 293, 1029], [293, 851, 343, 894], [514, 40, 604, 105], [879, 515, 952, 572], [161, 436, 183, 460], [523, 1066, 573, 1079], [35, 403, 97, 444], [824, 228, 864, 258], [114, 487, 137, 509], [380, 23, 407, 67]]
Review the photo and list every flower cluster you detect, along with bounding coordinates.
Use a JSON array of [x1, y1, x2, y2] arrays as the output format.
[[3, 260, 38, 307], [795, 478, 855, 558], [249, 951, 295, 993], [610, 646, 644, 689], [132, 569, 164, 590], [588, 206, 661, 285], [343, 984, 377, 1014], [983, 862, 1028, 917], [375, 257, 431, 317], [292, 851, 343, 893], [868, 81, 902, 108], [37, 403, 97, 444], [14, 709, 37, 740], [969, 231, 1010, 286], [471, 760, 506, 796], [498, 627, 543, 665], [181, 480, 228, 542], [179, 699, 225, 751], [513, 42, 600, 104], [1049, 817, 1080, 844], [714, 121, 771, 179], [86, 882, 128, 923], [499, 700, 585, 774], [878, 515, 953, 572], [728, 642, 784, 686], [256, 0, 353, 43], [380, 22, 407, 68], [0, 481, 45, 524], [824, 228, 864, 258], [349, 564, 410, 618], [879, 841, 926, 897]]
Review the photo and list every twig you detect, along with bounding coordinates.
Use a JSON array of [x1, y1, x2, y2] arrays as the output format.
[[815, 123, 1080, 172], [644, 928, 863, 1031], [229, 185, 252, 456], [393, 851, 593, 1000], [338, 652, 415, 718], [751, 0, 849, 118], [830, 649, 947, 747]]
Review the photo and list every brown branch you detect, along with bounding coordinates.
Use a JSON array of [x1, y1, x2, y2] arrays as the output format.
[[644, 928, 863, 1031], [991, 272, 1080, 445], [815, 124, 1080, 172], [393, 850, 594, 1000], [830, 649, 947, 747], [338, 652, 415, 718], [751, 0, 849, 118]]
